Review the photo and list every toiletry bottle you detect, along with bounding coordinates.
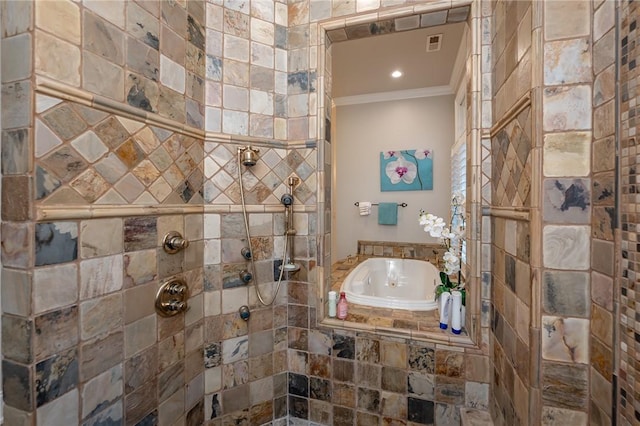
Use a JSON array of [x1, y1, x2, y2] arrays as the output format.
[[328, 291, 337, 318], [337, 291, 348, 319], [439, 291, 451, 329], [451, 290, 462, 334]]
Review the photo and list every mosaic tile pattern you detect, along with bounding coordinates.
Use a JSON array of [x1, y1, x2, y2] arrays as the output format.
[[619, 1, 640, 424], [491, 106, 532, 208], [34, 98, 204, 205]]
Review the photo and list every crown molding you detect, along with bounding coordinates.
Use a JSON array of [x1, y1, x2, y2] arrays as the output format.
[[333, 85, 455, 106]]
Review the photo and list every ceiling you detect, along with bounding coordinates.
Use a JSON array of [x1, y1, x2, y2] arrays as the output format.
[[332, 22, 466, 99]]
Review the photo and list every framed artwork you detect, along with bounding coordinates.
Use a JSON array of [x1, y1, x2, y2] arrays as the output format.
[[380, 149, 433, 191]]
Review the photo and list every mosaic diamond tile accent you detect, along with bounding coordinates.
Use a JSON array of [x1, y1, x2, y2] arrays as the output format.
[[491, 106, 532, 208], [34, 99, 204, 205]]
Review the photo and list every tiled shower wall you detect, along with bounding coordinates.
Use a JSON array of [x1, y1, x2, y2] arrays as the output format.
[[1, 1, 213, 424], [488, 1, 534, 424], [490, 0, 617, 424], [618, 1, 640, 425], [0, 0, 498, 425]]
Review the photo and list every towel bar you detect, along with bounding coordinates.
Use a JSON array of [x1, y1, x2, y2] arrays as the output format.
[[354, 202, 408, 207]]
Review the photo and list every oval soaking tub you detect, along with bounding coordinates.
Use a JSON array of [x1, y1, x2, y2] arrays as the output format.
[[340, 257, 439, 311]]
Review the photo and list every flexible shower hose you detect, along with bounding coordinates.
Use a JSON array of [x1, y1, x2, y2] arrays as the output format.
[[238, 152, 287, 306]]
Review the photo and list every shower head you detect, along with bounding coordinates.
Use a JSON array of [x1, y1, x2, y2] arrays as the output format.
[[239, 146, 259, 167]]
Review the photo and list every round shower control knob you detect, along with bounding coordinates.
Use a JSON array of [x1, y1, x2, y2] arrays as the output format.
[[163, 231, 189, 254]]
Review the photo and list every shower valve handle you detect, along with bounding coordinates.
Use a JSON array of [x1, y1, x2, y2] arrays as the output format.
[[163, 231, 190, 254]]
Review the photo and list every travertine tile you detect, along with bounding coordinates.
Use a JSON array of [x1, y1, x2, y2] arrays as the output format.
[[34, 31, 81, 87], [33, 263, 77, 314], [80, 293, 122, 340]]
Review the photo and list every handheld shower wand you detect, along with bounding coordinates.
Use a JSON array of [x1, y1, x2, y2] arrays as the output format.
[[238, 146, 289, 306], [281, 177, 300, 272]]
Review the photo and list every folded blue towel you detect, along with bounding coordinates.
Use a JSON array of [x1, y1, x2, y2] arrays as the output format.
[[378, 202, 398, 225]]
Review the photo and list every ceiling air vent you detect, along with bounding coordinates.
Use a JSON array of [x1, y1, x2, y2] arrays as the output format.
[[426, 34, 442, 52]]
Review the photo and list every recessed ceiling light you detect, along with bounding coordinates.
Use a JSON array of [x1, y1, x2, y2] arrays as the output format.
[[391, 70, 403, 78]]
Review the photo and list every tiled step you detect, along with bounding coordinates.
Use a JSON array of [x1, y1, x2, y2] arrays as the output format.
[[460, 408, 494, 425]]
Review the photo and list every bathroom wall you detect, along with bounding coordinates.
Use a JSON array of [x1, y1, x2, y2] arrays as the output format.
[[490, 0, 616, 424], [287, 1, 492, 424], [333, 95, 455, 260], [1, 1, 211, 424]]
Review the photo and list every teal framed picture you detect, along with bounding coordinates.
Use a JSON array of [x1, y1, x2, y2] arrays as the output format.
[[380, 149, 433, 191]]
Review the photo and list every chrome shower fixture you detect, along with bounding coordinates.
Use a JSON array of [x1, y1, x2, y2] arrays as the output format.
[[238, 146, 259, 167]]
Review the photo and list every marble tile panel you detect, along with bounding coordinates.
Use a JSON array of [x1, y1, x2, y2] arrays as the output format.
[[543, 178, 590, 223], [594, 30, 615, 76], [541, 316, 589, 363], [2, 222, 31, 269], [124, 314, 156, 358], [80, 218, 122, 259], [309, 353, 330, 379], [158, 362, 184, 402], [112, 173, 145, 202], [2, 33, 32, 83], [123, 216, 157, 251], [80, 331, 122, 382], [541, 362, 588, 410], [2, 128, 29, 174], [2, 0, 32, 36], [188, 15, 205, 50], [591, 332, 613, 379], [157, 85, 187, 123], [379, 390, 406, 419], [35, 31, 80, 87], [542, 271, 589, 317], [591, 271, 613, 311], [544, 1, 589, 40], [223, 384, 250, 413], [3, 359, 32, 411], [541, 406, 588, 426], [543, 85, 591, 131], [124, 378, 157, 425], [84, 0, 125, 29], [406, 397, 434, 424], [127, 38, 160, 82], [2, 81, 31, 130], [434, 376, 465, 405], [35, 222, 78, 267], [83, 10, 124, 65], [126, 73, 159, 113], [79, 255, 123, 300], [79, 293, 122, 341], [34, 306, 78, 362], [122, 249, 156, 288], [2, 268, 31, 316], [81, 365, 122, 420], [69, 169, 110, 202], [381, 366, 406, 394], [93, 117, 130, 151], [36, 388, 78, 426], [594, 65, 615, 108], [81, 401, 123, 426], [127, 1, 160, 50], [32, 263, 77, 314], [407, 370, 434, 399], [380, 341, 406, 367], [123, 282, 156, 325], [542, 225, 589, 269], [35, 0, 80, 44], [591, 239, 614, 276], [544, 38, 591, 85], [332, 333, 355, 359], [2, 175, 29, 221], [124, 345, 157, 395]]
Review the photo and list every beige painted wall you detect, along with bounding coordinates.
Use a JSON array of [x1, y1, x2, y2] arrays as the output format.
[[333, 94, 455, 260]]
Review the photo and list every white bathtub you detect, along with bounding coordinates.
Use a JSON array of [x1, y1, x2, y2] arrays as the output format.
[[340, 257, 439, 311]]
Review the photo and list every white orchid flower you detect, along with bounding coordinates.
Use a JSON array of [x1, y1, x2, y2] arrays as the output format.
[[385, 155, 417, 185]]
